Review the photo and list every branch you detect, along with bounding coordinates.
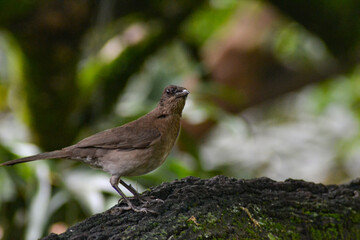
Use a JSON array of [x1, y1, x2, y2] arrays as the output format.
[[42, 176, 360, 239]]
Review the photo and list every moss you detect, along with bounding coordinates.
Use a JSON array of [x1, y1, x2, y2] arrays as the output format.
[[349, 210, 360, 222], [268, 233, 280, 240]]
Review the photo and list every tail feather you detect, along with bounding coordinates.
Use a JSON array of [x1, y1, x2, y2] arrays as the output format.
[[0, 150, 68, 166]]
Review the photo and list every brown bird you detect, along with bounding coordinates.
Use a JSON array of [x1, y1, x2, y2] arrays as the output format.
[[1, 85, 189, 213]]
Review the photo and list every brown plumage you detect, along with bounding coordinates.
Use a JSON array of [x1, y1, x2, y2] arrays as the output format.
[[1, 85, 189, 213]]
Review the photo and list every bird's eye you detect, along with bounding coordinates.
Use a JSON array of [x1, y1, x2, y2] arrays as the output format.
[[166, 89, 171, 94]]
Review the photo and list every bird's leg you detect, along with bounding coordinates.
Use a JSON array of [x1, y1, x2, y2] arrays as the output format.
[[119, 179, 142, 200], [110, 175, 156, 214], [119, 180, 164, 206]]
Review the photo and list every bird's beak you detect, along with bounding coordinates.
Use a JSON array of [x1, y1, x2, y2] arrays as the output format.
[[176, 89, 190, 98]]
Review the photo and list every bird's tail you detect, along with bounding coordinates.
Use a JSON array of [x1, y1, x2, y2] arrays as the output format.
[[0, 150, 68, 166]]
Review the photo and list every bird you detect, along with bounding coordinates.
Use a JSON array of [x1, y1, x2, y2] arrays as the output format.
[[1, 85, 189, 213]]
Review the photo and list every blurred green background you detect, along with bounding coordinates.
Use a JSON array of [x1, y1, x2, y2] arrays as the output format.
[[1, 0, 360, 239]]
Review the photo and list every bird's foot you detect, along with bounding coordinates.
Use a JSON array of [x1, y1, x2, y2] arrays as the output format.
[[118, 195, 164, 206], [133, 206, 157, 214], [138, 196, 164, 206], [111, 204, 157, 214]]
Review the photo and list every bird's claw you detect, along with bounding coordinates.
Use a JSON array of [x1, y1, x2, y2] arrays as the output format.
[[114, 194, 163, 214], [139, 196, 164, 206], [111, 204, 157, 215], [118, 195, 164, 206], [135, 207, 157, 214]]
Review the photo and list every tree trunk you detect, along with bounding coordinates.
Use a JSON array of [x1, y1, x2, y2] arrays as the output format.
[[42, 176, 360, 239]]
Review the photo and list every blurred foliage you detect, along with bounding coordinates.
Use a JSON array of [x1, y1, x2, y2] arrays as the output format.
[[1, 0, 360, 239]]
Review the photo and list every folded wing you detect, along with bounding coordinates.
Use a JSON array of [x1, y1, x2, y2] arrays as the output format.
[[74, 126, 161, 150]]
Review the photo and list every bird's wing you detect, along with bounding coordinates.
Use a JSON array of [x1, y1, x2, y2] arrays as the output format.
[[74, 126, 161, 150]]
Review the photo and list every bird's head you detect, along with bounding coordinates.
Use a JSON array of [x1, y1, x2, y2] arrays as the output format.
[[159, 85, 189, 115]]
